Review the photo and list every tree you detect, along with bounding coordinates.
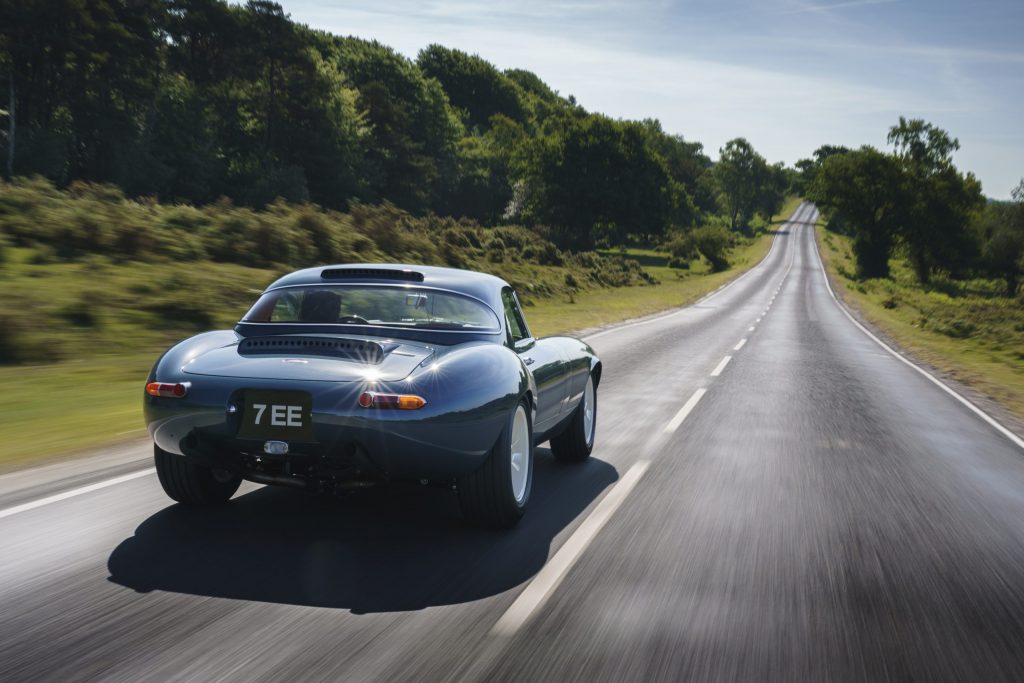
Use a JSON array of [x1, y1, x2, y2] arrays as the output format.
[[794, 145, 850, 195], [755, 162, 788, 225], [808, 147, 907, 278], [980, 180, 1024, 297], [0, 0, 165, 185], [714, 138, 768, 232], [887, 117, 984, 282], [332, 37, 464, 213], [638, 119, 710, 229], [524, 114, 674, 249], [417, 45, 527, 131]]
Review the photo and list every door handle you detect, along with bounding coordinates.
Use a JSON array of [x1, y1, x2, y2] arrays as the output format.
[[523, 357, 535, 365]]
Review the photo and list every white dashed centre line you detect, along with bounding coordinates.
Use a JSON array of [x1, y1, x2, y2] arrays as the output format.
[[734, 338, 747, 351], [664, 388, 708, 434], [710, 355, 732, 377]]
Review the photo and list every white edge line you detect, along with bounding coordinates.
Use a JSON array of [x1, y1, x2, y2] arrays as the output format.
[[810, 210, 1024, 452], [664, 388, 709, 434], [491, 459, 652, 637], [0, 468, 156, 520], [710, 355, 732, 377], [583, 203, 809, 343], [734, 338, 747, 351]]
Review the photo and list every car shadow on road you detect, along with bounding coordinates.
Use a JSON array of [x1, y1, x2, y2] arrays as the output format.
[[107, 450, 618, 613]]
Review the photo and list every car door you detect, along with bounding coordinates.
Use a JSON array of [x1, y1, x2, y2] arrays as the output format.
[[502, 288, 569, 434]]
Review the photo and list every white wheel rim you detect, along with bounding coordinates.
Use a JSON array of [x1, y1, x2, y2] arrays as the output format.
[[583, 376, 595, 445], [510, 405, 530, 504]]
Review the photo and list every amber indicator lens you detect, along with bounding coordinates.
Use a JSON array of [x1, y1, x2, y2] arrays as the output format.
[[358, 392, 426, 410]]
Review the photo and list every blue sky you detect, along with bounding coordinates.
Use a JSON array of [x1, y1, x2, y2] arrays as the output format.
[[283, 0, 1023, 198]]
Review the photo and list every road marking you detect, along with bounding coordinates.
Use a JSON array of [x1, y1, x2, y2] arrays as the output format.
[[710, 355, 732, 377], [749, 326, 756, 332], [491, 459, 651, 637], [734, 338, 747, 351], [664, 388, 708, 434], [0, 468, 156, 520], [810, 208, 1024, 452], [485, 206, 811, 641], [583, 203, 807, 343], [756, 317, 762, 323]]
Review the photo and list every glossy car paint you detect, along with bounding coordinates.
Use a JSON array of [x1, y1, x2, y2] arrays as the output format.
[[144, 264, 599, 484]]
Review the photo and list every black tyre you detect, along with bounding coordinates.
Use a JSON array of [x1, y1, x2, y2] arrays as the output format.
[[154, 445, 241, 505], [457, 399, 533, 529], [550, 372, 597, 462]]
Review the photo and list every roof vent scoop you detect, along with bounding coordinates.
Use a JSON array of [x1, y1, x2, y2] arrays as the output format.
[[321, 268, 424, 282], [238, 337, 396, 364]]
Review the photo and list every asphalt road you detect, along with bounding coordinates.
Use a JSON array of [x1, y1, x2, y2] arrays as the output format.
[[4, 203, 1024, 682]]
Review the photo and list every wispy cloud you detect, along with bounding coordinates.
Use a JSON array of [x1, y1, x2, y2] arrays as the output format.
[[783, 0, 899, 15]]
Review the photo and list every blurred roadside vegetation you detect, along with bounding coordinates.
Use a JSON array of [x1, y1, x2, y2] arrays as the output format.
[[0, 176, 787, 366], [0, 176, 664, 365]]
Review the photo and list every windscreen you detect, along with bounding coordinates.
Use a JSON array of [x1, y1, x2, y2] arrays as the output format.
[[241, 285, 500, 331]]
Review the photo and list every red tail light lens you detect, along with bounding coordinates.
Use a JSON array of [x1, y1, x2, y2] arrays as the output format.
[[358, 392, 426, 410], [146, 382, 190, 398]]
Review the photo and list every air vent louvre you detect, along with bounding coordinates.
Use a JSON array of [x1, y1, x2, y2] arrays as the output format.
[[321, 268, 424, 282], [238, 337, 386, 363]]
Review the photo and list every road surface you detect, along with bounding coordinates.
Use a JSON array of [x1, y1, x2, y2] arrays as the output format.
[[4, 203, 1024, 681]]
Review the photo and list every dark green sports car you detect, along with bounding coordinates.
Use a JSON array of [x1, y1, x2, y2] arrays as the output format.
[[145, 264, 601, 528]]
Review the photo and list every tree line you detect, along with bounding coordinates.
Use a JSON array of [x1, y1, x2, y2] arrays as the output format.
[[804, 118, 1023, 297], [0, 0, 789, 253]]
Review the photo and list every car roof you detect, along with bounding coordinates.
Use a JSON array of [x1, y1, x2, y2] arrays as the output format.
[[265, 263, 510, 312]]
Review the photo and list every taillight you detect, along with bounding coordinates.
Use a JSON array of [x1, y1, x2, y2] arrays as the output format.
[[358, 392, 426, 410], [146, 382, 190, 398]]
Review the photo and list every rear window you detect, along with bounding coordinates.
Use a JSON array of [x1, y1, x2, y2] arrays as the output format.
[[241, 285, 500, 331]]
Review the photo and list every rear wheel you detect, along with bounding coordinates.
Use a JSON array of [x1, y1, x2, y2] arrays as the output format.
[[457, 399, 533, 528], [550, 373, 597, 462], [154, 445, 241, 505]]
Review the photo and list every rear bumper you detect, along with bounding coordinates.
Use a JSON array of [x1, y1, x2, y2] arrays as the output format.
[[145, 394, 505, 481]]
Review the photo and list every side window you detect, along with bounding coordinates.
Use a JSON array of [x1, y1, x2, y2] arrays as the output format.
[[502, 289, 530, 345]]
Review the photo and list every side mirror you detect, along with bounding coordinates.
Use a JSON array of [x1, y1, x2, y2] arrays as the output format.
[[514, 337, 535, 352]]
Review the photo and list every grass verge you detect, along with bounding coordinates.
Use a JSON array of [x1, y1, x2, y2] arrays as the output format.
[[815, 223, 1024, 425], [0, 199, 800, 471]]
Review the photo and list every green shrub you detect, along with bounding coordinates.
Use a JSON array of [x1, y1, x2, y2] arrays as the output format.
[[938, 319, 977, 339], [145, 297, 215, 330], [663, 233, 698, 260], [668, 257, 690, 269], [692, 226, 732, 272], [0, 312, 63, 363], [58, 296, 100, 327]]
